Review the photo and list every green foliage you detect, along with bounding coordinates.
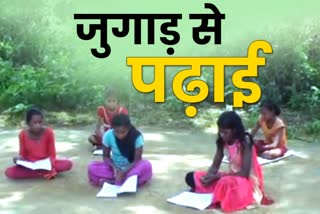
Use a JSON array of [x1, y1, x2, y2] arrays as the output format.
[[0, 0, 108, 112], [243, 104, 260, 128], [303, 119, 320, 136], [164, 95, 184, 112], [45, 111, 95, 126], [2, 103, 31, 114], [0, 1, 319, 137], [266, 22, 319, 111], [1, 103, 32, 126], [2, 103, 32, 122], [308, 86, 320, 110], [289, 86, 320, 115]]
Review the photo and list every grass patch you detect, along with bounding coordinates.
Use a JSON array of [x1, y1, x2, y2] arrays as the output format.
[[0, 105, 319, 142]]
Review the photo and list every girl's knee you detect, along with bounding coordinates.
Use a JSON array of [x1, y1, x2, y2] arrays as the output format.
[[89, 135, 100, 144], [54, 160, 73, 172], [185, 172, 195, 188], [65, 160, 73, 171], [261, 152, 271, 159], [88, 135, 94, 142], [265, 148, 283, 159], [139, 160, 152, 171], [5, 167, 13, 178], [281, 147, 288, 155], [87, 164, 94, 175], [4, 167, 20, 179], [137, 160, 153, 178]]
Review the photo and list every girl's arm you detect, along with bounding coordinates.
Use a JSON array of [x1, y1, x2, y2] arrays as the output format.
[[200, 143, 224, 186], [207, 142, 224, 176], [122, 147, 143, 174], [14, 131, 27, 163], [102, 145, 117, 169], [95, 117, 103, 130], [229, 142, 252, 178], [95, 117, 109, 137], [41, 129, 57, 180], [265, 128, 284, 149], [47, 129, 57, 164], [18, 131, 27, 159], [251, 121, 260, 137], [95, 107, 104, 129], [120, 107, 129, 115]]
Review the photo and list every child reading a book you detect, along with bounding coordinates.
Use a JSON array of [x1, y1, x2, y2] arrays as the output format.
[[88, 114, 152, 187], [88, 88, 128, 151], [5, 108, 73, 179], [251, 100, 288, 159], [185, 111, 273, 212]]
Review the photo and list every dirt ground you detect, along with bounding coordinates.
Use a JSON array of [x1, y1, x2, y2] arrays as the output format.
[[1, 126, 320, 214]]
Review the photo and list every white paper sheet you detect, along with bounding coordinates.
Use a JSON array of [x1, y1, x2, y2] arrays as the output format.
[[96, 175, 138, 198], [16, 158, 52, 171], [96, 182, 120, 198], [222, 150, 294, 165], [167, 191, 213, 210], [92, 149, 103, 155], [117, 175, 138, 194]]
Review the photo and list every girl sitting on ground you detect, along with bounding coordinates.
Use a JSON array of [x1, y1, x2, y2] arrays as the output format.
[[88, 88, 128, 151], [5, 108, 73, 180], [185, 111, 273, 212], [251, 100, 288, 159], [88, 114, 152, 187]]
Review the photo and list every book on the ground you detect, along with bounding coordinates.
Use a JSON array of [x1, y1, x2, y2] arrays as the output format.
[[222, 149, 294, 165], [96, 175, 138, 198], [167, 191, 213, 210], [16, 158, 52, 171], [93, 149, 103, 155]]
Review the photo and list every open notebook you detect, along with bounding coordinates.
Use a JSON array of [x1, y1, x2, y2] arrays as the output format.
[[16, 158, 52, 171], [167, 191, 213, 210], [96, 175, 138, 198], [222, 150, 294, 165]]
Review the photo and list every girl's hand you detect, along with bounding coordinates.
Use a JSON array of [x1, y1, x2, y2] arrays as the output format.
[[201, 174, 220, 186], [115, 169, 126, 183], [41, 169, 57, 180], [13, 156, 22, 164], [113, 167, 120, 175], [264, 145, 274, 149]]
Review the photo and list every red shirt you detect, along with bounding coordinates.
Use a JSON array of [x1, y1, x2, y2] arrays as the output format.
[[97, 105, 128, 126], [19, 127, 56, 163]]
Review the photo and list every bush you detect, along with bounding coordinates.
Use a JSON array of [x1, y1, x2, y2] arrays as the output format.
[[0, 0, 109, 112], [0, 1, 319, 136]]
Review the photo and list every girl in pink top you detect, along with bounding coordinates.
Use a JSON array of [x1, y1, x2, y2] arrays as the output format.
[[185, 111, 273, 212]]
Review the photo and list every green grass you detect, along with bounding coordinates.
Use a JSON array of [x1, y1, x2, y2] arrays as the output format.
[[1, 106, 319, 141]]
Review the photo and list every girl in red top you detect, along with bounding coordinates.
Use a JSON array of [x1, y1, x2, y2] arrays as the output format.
[[5, 108, 72, 180], [88, 88, 128, 151]]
